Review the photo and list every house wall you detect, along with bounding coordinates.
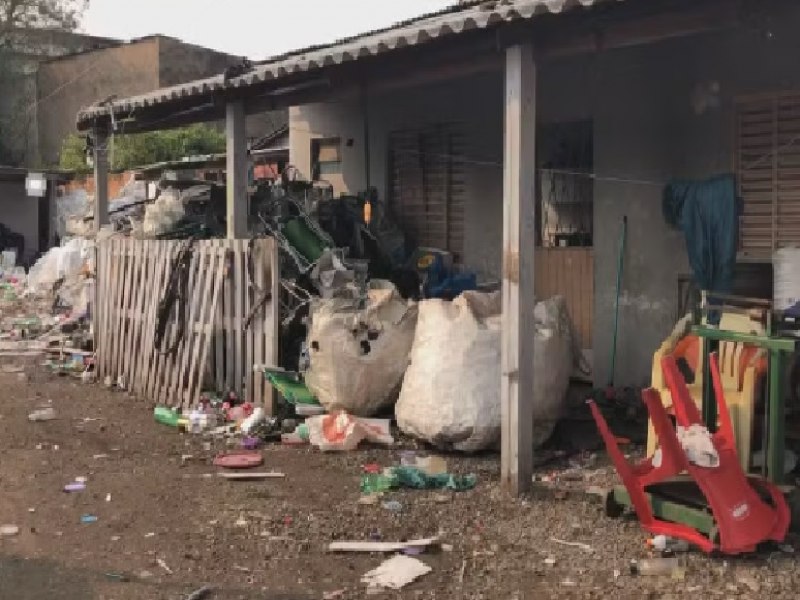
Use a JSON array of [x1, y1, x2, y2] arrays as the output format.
[[37, 39, 161, 167], [0, 181, 40, 264], [290, 6, 800, 386]]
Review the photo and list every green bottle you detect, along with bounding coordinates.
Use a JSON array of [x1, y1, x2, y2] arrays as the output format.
[[153, 406, 182, 428]]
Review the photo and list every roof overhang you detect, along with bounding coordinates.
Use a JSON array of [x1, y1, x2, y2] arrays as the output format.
[[76, 0, 746, 134]]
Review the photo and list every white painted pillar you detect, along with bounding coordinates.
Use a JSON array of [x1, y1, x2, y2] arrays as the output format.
[[226, 100, 248, 239], [501, 44, 536, 496], [93, 128, 109, 233]]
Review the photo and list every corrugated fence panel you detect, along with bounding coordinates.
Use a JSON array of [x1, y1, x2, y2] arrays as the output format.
[[534, 247, 593, 349], [95, 238, 279, 411]]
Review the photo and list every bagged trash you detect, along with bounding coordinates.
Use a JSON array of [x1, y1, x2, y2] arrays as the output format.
[[395, 292, 572, 452], [142, 187, 185, 238], [303, 280, 418, 416], [27, 238, 92, 296]]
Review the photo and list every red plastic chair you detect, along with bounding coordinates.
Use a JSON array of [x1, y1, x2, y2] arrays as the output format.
[[588, 352, 790, 554]]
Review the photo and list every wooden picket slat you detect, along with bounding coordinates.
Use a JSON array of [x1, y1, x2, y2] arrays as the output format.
[[94, 238, 278, 409]]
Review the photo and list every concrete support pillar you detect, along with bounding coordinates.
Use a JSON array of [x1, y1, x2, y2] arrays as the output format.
[[92, 128, 109, 233], [501, 44, 536, 496], [226, 100, 248, 239]]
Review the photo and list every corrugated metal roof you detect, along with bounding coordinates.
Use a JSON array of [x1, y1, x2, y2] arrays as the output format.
[[77, 0, 621, 129]]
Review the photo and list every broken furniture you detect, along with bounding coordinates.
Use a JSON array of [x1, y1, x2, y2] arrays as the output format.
[[647, 329, 765, 473], [590, 353, 789, 554]]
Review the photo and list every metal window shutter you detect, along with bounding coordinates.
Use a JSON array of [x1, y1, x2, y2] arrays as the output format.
[[388, 125, 465, 260], [737, 92, 800, 258]]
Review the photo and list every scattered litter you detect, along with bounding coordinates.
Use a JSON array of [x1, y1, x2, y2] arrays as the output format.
[[80, 514, 98, 524], [28, 508, 35, 513], [441, 543, 454, 553], [306, 411, 393, 452], [630, 557, 681, 577], [0, 524, 19, 537], [92, 453, 109, 460], [234, 517, 248, 528], [562, 579, 577, 587], [64, 482, 85, 493], [382, 500, 403, 513], [111, 536, 121, 542], [138, 570, 153, 579], [652, 424, 719, 468], [358, 495, 380, 506], [648, 535, 689, 553], [75, 476, 87, 483], [544, 557, 557, 566], [105, 493, 112, 502], [104, 572, 129, 582], [329, 536, 440, 554], [322, 590, 347, 600], [361, 465, 476, 495], [1, 364, 24, 373], [232, 565, 250, 573], [458, 559, 467, 583], [779, 544, 795, 553], [185, 585, 213, 600], [217, 471, 284, 481], [361, 554, 431, 591], [212, 451, 264, 469], [415, 455, 448, 476], [28, 407, 56, 422], [550, 537, 593, 552], [156, 558, 173, 574], [144, 532, 156, 538]]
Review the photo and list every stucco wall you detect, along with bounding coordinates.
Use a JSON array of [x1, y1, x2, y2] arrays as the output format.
[[290, 8, 800, 386], [157, 37, 239, 88], [37, 39, 161, 167]]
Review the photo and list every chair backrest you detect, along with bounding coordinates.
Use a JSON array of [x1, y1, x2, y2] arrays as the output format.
[[718, 341, 765, 392]]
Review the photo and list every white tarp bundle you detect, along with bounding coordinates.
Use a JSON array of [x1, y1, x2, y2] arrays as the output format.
[[303, 280, 418, 416], [395, 292, 572, 452]]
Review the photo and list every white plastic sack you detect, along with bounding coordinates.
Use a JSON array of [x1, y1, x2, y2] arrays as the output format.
[[142, 188, 185, 238], [27, 238, 92, 296], [774, 248, 800, 310], [303, 280, 418, 416], [395, 292, 572, 452]]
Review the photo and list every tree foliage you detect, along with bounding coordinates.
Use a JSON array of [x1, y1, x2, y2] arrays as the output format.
[[0, 0, 87, 46], [59, 124, 227, 173]]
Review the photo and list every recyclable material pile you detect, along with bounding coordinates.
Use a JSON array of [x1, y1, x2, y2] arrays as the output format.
[[0, 244, 94, 373]]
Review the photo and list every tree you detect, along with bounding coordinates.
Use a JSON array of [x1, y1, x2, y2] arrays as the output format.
[[59, 124, 227, 173], [0, 0, 88, 164], [0, 0, 87, 46]]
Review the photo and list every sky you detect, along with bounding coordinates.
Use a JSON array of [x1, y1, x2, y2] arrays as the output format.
[[82, 0, 455, 61]]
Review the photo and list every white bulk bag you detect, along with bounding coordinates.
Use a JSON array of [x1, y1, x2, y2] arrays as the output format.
[[395, 292, 572, 452], [303, 281, 418, 416]]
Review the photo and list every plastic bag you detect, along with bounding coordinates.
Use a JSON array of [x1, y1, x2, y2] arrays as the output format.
[[303, 280, 418, 416], [305, 411, 394, 451], [395, 292, 572, 452]]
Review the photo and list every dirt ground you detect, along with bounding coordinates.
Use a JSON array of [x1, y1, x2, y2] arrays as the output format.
[[1, 365, 800, 600]]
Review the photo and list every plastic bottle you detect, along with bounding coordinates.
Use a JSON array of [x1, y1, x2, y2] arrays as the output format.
[[154, 406, 181, 428], [630, 557, 681, 576], [648, 535, 689, 553], [241, 407, 265, 434]]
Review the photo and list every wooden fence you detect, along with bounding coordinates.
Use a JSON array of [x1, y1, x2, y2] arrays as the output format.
[[95, 238, 279, 410]]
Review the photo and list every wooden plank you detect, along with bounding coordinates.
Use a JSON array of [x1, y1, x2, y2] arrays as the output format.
[[146, 242, 171, 401], [183, 245, 218, 407], [188, 245, 226, 407], [139, 242, 167, 397], [225, 242, 235, 392], [123, 242, 146, 386], [167, 242, 204, 406], [111, 239, 128, 381], [233, 239, 244, 399], [214, 240, 225, 396], [501, 44, 535, 496], [244, 240, 255, 405], [93, 128, 109, 231]]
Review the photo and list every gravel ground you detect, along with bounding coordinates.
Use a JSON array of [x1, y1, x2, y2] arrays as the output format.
[[0, 364, 799, 600]]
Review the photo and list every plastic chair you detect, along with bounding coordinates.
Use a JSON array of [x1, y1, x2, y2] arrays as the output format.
[[589, 353, 789, 554]]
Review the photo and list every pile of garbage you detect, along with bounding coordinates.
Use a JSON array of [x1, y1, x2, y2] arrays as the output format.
[[0, 237, 95, 374]]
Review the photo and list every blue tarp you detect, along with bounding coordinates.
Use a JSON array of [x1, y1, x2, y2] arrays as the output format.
[[663, 174, 740, 294]]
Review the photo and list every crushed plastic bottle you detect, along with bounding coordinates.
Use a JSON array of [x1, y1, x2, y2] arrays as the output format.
[[648, 535, 689, 553]]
